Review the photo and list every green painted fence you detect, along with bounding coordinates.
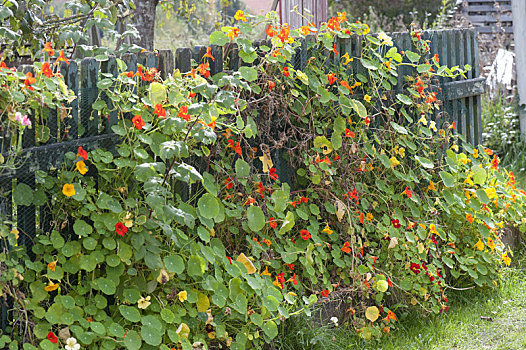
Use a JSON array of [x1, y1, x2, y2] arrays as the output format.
[[0, 28, 485, 333]]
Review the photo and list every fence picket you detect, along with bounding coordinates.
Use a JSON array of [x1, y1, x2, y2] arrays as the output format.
[[80, 58, 100, 137]]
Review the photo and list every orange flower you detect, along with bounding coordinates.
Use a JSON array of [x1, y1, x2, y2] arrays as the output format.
[[45, 282, 59, 292], [203, 47, 215, 62], [55, 50, 69, 65], [337, 11, 347, 23], [132, 115, 145, 130], [178, 106, 190, 121], [491, 154, 499, 170], [327, 17, 340, 31], [41, 62, 53, 78], [332, 43, 339, 56], [268, 81, 275, 91], [342, 242, 351, 254], [433, 54, 439, 63], [485, 148, 493, 156], [384, 58, 392, 71], [283, 67, 290, 77], [327, 73, 337, 85], [77, 146, 88, 160], [234, 10, 247, 22], [266, 24, 276, 37], [385, 310, 397, 322], [300, 26, 311, 36], [153, 104, 166, 118], [43, 42, 55, 56], [47, 261, 57, 272], [227, 27, 240, 40], [466, 213, 474, 224], [341, 80, 353, 92], [278, 24, 291, 43], [23, 72, 36, 90], [345, 129, 355, 138], [227, 139, 242, 156]]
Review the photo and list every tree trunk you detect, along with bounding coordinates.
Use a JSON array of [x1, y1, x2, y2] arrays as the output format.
[[132, 0, 159, 51]]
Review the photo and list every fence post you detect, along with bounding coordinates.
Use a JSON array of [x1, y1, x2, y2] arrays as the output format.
[[512, 0, 526, 137]]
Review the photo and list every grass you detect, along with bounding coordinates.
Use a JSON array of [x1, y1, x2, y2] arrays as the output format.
[[271, 261, 526, 349]]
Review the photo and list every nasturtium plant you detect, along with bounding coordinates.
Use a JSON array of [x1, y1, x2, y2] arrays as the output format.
[[1, 9, 525, 350]]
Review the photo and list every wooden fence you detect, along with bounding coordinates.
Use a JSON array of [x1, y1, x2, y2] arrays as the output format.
[[462, 0, 513, 34], [0, 28, 485, 331]]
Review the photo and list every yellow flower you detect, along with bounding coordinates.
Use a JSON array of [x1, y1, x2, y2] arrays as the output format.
[[429, 121, 437, 132], [485, 187, 497, 199], [364, 94, 371, 102], [123, 212, 133, 228], [378, 32, 393, 46], [390, 156, 400, 168], [394, 147, 405, 158], [260, 266, 271, 276], [178, 291, 188, 302], [496, 221, 504, 228], [474, 239, 484, 251], [429, 224, 438, 234], [273, 276, 283, 289], [465, 190, 471, 199], [428, 181, 437, 191], [322, 224, 333, 235], [438, 129, 445, 137], [45, 281, 59, 292], [137, 295, 151, 309], [76, 160, 88, 175], [464, 175, 474, 186], [459, 157, 470, 165], [341, 52, 353, 65], [487, 238, 495, 251], [502, 252, 511, 266], [62, 184, 75, 197], [234, 10, 247, 22], [473, 149, 479, 158], [418, 115, 427, 126], [10, 228, 19, 239], [366, 213, 373, 221], [451, 144, 459, 152]]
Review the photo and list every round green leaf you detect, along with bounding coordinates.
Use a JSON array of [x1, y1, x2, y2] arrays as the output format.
[[123, 330, 142, 350], [164, 254, 185, 274], [198, 193, 220, 219], [247, 206, 265, 232], [119, 305, 141, 322], [13, 183, 33, 206]]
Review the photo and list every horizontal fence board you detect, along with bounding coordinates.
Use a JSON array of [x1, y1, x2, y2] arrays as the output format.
[[466, 4, 512, 12]]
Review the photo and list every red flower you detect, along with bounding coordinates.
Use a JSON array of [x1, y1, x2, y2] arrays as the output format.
[[283, 67, 290, 77], [257, 182, 265, 198], [268, 81, 275, 91], [43, 42, 55, 56], [178, 105, 190, 121], [115, 222, 127, 237], [132, 115, 145, 130], [321, 289, 329, 297], [392, 219, 401, 229], [48, 332, 58, 344], [351, 188, 359, 202], [299, 197, 309, 203], [300, 229, 311, 240], [77, 146, 88, 160], [359, 212, 365, 224], [410, 263, 421, 274], [266, 24, 276, 37], [491, 154, 499, 170], [56, 50, 70, 65], [197, 62, 210, 78], [269, 217, 277, 229], [227, 139, 242, 156], [41, 62, 53, 78], [327, 73, 337, 85], [433, 54, 439, 63], [332, 43, 339, 56], [365, 116, 371, 127], [342, 241, 351, 254], [153, 104, 166, 118], [429, 275, 435, 282], [289, 273, 298, 285], [404, 186, 412, 198], [269, 167, 278, 181], [443, 295, 448, 303], [345, 128, 355, 138], [227, 256, 232, 264], [224, 177, 233, 189], [288, 263, 295, 270], [387, 278, 393, 287], [188, 92, 196, 99]]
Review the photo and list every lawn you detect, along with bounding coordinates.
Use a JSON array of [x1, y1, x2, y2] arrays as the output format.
[[271, 263, 526, 350]]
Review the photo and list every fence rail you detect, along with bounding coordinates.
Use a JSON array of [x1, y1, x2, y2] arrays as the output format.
[[0, 28, 485, 332], [462, 0, 513, 34]]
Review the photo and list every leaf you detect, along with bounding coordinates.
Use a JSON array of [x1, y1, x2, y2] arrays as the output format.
[[365, 306, 380, 322], [187, 255, 206, 276], [417, 64, 432, 73], [149, 82, 167, 106], [140, 326, 163, 346], [235, 159, 250, 178], [415, 155, 434, 169], [259, 152, 273, 173], [390, 121, 408, 134], [379, 154, 391, 168], [336, 200, 346, 222], [279, 211, 295, 234], [472, 165, 487, 185], [405, 51, 420, 63], [476, 189, 490, 204], [198, 194, 220, 219], [239, 66, 258, 82], [388, 236, 398, 249], [313, 136, 333, 154], [13, 183, 33, 206], [197, 292, 210, 312], [396, 93, 412, 105], [73, 220, 93, 237], [236, 253, 256, 274], [164, 254, 185, 274], [119, 305, 141, 322], [247, 206, 265, 232], [123, 330, 142, 350], [209, 31, 229, 46], [349, 99, 367, 118], [262, 321, 278, 339], [439, 171, 456, 187]]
